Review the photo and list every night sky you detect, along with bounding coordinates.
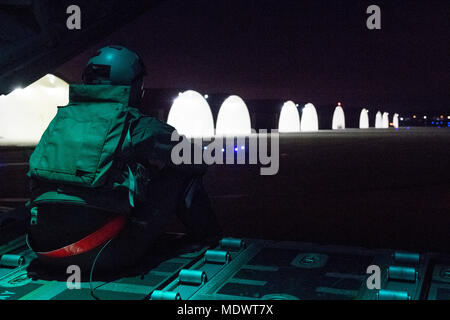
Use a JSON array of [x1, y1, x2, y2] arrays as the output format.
[[55, 0, 449, 115]]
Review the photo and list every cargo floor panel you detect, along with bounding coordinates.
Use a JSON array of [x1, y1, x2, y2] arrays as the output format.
[[0, 236, 448, 300]]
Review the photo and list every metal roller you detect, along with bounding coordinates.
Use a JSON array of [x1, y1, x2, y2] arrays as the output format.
[[393, 252, 420, 265], [387, 266, 417, 282], [179, 269, 207, 285], [204, 250, 231, 264], [377, 290, 411, 300], [0, 254, 25, 268], [220, 238, 246, 251], [150, 290, 181, 300]]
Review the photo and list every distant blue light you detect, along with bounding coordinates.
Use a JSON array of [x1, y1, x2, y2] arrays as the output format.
[[407, 127, 410, 130], [431, 122, 434, 124], [438, 126, 441, 129]]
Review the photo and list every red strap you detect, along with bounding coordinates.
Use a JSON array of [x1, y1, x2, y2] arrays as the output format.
[[37, 215, 127, 258]]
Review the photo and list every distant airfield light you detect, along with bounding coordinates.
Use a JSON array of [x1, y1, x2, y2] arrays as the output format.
[[359, 109, 369, 129], [332, 105, 345, 130], [375, 111, 383, 129], [423, 116, 427, 119], [382, 112, 389, 128], [241, 146, 245, 150], [392, 113, 399, 129], [300, 103, 319, 132], [12, 87, 23, 94], [440, 115, 444, 119], [204, 94, 209, 99], [167, 90, 215, 138], [400, 117, 404, 121], [216, 95, 252, 136], [448, 116, 450, 120], [278, 101, 300, 133], [413, 115, 417, 119], [0, 74, 69, 141]]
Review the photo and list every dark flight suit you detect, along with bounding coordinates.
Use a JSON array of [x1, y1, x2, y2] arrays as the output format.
[[27, 85, 221, 274]]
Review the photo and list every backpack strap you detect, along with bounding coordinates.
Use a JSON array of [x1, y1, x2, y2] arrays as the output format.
[[123, 122, 136, 208], [29, 215, 127, 258]]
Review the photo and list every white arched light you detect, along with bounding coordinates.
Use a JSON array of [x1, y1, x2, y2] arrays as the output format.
[[0, 74, 69, 142], [332, 105, 346, 130], [359, 109, 369, 129], [375, 111, 383, 129], [278, 101, 300, 133], [393, 113, 399, 129], [382, 112, 389, 128], [167, 90, 215, 138], [300, 103, 319, 132], [216, 95, 251, 136]]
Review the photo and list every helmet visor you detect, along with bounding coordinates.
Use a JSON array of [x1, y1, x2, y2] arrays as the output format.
[[82, 63, 112, 84]]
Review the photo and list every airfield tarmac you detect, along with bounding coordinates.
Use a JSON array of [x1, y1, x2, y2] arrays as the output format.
[[1, 127, 449, 253]]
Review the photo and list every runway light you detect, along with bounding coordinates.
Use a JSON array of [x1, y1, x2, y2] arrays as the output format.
[[332, 105, 346, 130], [375, 111, 383, 129], [221, 148, 225, 152], [234, 147, 238, 152], [393, 114, 399, 129], [216, 95, 251, 136], [359, 109, 369, 129], [0, 74, 69, 141], [300, 103, 319, 132], [167, 90, 215, 138], [382, 112, 389, 128], [278, 101, 300, 133]]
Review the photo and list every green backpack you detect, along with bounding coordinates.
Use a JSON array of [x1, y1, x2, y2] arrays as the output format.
[[28, 85, 148, 213]]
